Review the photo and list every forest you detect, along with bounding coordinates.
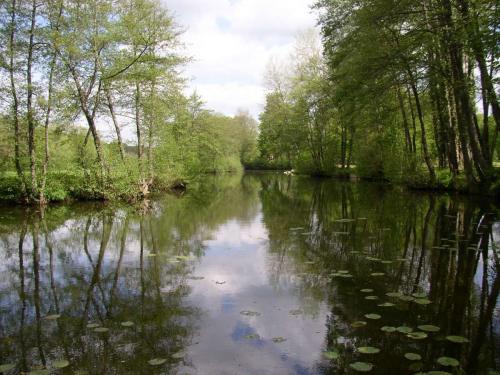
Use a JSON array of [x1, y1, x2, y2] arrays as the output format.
[[1, 0, 499, 204]]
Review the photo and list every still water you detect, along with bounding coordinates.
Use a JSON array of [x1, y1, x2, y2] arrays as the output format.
[[0, 173, 499, 375]]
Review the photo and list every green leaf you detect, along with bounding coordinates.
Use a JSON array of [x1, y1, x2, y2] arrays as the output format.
[[437, 357, 460, 367], [121, 321, 134, 327], [53, 360, 69, 369], [364, 313, 381, 320], [397, 326, 413, 333], [446, 335, 469, 343], [417, 325, 440, 332], [358, 346, 380, 354], [43, 314, 61, 321], [93, 327, 109, 333], [407, 332, 428, 340], [148, 358, 167, 366], [351, 321, 367, 328], [349, 362, 373, 372], [404, 353, 421, 361], [360, 289, 374, 293], [380, 326, 396, 332], [323, 351, 339, 360]]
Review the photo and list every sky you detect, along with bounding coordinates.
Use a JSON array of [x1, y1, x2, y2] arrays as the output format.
[[163, 0, 319, 120]]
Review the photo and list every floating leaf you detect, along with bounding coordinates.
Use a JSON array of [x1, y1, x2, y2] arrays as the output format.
[[413, 298, 432, 305], [398, 295, 415, 302], [0, 364, 15, 372], [407, 332, 428, 340], [370, 273, 385, 277], [28, 370, 51, 375], [53, 360, 69, 369], [289, 309, 302, 316], [378, 302, 395, 307], [380, 326, 396, 333], [93, 327, 109, 333], [349, 362, 373, 372], [446, 335, 469, 343], [412, 292, 427, 298], [240, 310, 261, 316], [171, 351, 185, 359], [418, 325, 440, 332], [86, 323, 100, 329], [338, 270, 349, 274], [386, 292, 402, 298], [351, 321, 367, 328], [358, 347, 380, 354], [409, 362, 424, 371], [148, 358, 167, 366], [365, 296, 379, 300], [121, 321, 134, 327], [43, 314, 61, 321], [404, 353, 422, 361], [437, 357, 460, 367], [364, 313, 381, 320], [323, 351, 339, 360], [360, 289, 374, 293], [244, 333, 260, 340], [272, 337, 286, 343], [397, 326, 413, 334]]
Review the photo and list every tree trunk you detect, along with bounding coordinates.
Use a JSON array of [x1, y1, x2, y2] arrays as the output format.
[[27, 0, 38, 199], [104, 85, 125, 162], [135, 82, 143, 176]]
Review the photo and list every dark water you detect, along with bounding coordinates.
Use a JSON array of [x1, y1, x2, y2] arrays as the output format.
[[0, 173, 499, 375]]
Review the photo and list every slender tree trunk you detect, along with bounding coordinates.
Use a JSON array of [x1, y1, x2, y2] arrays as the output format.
[[27, 0, 38, 199], [135, 82, 143, 176], [104, 85, 125, 162], [397, 86, 413, 153]]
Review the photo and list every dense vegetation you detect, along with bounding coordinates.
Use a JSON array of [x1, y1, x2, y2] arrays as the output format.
[[0, 0, 258, 203], [257, 0, 500, 193]]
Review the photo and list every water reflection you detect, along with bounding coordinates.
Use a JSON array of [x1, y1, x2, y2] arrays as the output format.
[[0, 173, 498, 374]]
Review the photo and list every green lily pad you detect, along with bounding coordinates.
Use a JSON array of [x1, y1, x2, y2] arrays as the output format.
[[446, 335, 469, 343], [0, 364, 15, 372], [121, 321, 134, 327], [86, 323, 100, 329], [349, 362, 373, 372], [397, 326, 413, 333], [370, 273, 385, 277], [412, 292, 427, 298], [93, 327, 109, 333], [171, 351, 185, 359], [380, 326, 396, 332], [323, 351, 339, 360], [399, 295, 415, 302], [378, 302, 395, 307], [437, 357, 460, 367], [43, 314, 61, 321], [364, 313, 381, 320], [404, 353, 422, 361], [409, 362, 424, 371], [244, 333, 260, 340], [407, 331, 428, 340], [360, 289, 374, 293], [365, 296, 378, 300], [240, 310, 261, 316], [272, 337, 287, 343], [53, 360, 69, 369], [358, 346, 380, 354], [148, 358, 167, 366], [380, 260, 393, 264], [28, 370, 51, 375], [413, 298, 432, 305], [418, 325, 440, 332], [338, 270, 349, 274], [386, 292, 402, 298], [351, 321, 367, 328]]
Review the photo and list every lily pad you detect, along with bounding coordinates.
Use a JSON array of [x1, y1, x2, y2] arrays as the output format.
[[437, 357, 460, 367], [148, 358, 167, 366], [93, 327, 109, 333], [360, 289, 374, 293], [398, 295, 415, 302], [43, 314, 61, 321], [323, 351, 339, 360], [412, 292, 427, 298], [418, 325, 440, 332], [397, 326, 413, 333], [171, 351, 185, 359], [121, 321, 134, 327], [364, 313, 381, 320], [407, 332, 428, 340], [28, 370, 51, 375], [365, 296, 378, 300], [244, 333, 260, 340], [404, 353, 422, 361], [349, 362, 373, 372], [240, 310, 261, 316], [370, 273, 385, 277], [0, 364, 15, 372], [386, 292, 402, 298], [86, 323, 100, 329], [272, 336, 287, 343], [358, 346, 380, 354], [446, 335, 469, 343], [53, 360, 69, 369], [378, 302, 395, 307], [351, 321, 367, 328], [289, 309, 302, 316], [380, 326, 396, 332], [413, 298, 432, 305]]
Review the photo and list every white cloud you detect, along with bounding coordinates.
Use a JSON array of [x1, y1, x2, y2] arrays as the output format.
[[163, 0, 319, 119]]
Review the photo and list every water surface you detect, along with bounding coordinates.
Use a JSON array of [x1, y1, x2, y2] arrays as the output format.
[[0, 173, 499, 374]]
